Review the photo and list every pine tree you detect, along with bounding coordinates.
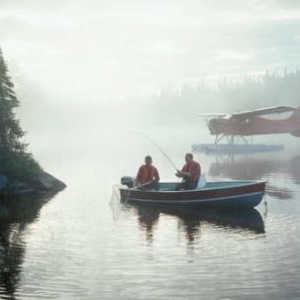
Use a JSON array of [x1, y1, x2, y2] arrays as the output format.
[[0, 48, 26, 152], [0, 48, 41, 182]]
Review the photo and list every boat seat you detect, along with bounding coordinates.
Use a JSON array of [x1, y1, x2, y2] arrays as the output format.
[[197, 174, 206, 189]]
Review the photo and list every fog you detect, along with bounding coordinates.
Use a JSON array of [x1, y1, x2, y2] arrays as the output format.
[[1, 0, 300, 155], [1, 4, 300, 298]]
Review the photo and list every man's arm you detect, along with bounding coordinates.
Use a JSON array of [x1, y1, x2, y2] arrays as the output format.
[[154, 167, 160, 182]]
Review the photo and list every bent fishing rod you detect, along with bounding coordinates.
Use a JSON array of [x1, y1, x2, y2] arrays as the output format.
[[132, 132, 179, 172]]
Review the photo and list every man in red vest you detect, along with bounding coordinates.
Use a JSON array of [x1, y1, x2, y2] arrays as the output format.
[[136, 155, 160, 190], [176, 153, 201, 190]]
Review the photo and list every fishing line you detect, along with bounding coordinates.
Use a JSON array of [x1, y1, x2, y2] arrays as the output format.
[[131, 131, 179, 172]]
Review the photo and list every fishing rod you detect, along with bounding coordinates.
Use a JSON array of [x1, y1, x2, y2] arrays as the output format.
[[132, 132, 179, 172]]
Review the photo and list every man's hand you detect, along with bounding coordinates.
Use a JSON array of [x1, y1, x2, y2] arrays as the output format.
[[176, 171, 191, 178], [176, 171, 183, 178]]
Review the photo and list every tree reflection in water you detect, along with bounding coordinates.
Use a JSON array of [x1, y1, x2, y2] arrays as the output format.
[[0, 193, 58, 299]]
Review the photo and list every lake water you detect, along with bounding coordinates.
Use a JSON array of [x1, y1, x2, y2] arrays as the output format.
[[1, 128, 300, 300]]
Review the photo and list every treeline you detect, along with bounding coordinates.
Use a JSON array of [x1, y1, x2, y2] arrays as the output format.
[[142, 69, 300, 126]]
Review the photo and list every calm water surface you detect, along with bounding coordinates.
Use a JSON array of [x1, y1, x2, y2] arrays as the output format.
[[1, 130, 300, 299]]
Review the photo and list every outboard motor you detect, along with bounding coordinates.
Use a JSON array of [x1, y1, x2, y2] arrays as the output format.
[[121, 176, 136, 188]]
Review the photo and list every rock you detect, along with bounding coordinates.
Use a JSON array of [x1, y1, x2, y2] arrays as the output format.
[[33, 172, 67, 192], [0, 172, 66, 197]]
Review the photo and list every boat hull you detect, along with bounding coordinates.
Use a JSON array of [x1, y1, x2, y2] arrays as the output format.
[[119, 180, 266, 208]]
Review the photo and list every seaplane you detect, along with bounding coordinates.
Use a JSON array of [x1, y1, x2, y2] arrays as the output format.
[[192, 105, 300, 154]]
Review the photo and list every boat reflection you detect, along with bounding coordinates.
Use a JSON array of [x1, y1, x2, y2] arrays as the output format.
[[133, 203, 265, 246], [136, 205, 160, 244], [0, 193, 58, 299]]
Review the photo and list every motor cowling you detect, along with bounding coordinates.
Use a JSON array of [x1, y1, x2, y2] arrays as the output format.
[[121, 176, 136, 188]]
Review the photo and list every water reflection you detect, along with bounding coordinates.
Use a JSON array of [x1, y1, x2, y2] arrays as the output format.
[[208, 154, 300, 200], [209, 154, 300, 181], [289, 156, 300, 185], [0, 193, 58, 299], [136, 205, 160, 245], [132, 204, 265, 246]]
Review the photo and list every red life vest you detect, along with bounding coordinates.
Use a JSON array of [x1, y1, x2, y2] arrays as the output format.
[[136, 165, 160, 184], [182, 161, 201, 183]]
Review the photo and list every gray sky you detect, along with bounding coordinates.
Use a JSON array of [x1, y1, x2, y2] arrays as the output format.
[[1, 0, 300, 102]]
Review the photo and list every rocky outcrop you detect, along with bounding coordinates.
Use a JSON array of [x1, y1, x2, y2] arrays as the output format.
[[0, 171, 66, 197], [31, 172, 67, 192]]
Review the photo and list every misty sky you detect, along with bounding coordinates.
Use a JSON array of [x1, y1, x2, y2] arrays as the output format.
[[1, 0, 300, 102]]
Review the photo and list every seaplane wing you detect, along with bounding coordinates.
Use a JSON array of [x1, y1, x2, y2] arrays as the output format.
[[230, 106, 296, 120], [199, 106, 296, 120], [198, 113, 228, 118]]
